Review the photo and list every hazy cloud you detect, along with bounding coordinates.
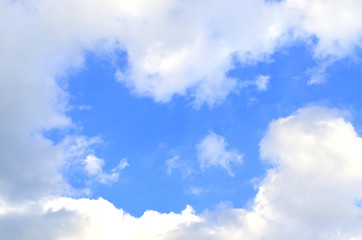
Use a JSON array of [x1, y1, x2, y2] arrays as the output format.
[[197, 132, 243, 176]]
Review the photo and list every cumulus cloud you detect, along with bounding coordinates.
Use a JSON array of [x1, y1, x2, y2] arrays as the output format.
[[197, 132, 243, 176], [115, 0, 288, 106], [2, 106, 362, 239], [112, 0, 362, 103], [253, 106, 362, 239], [0, 0, 281, 202], [2, 0, 362, 238], [0, 199, 84, 240], [171, 106, 362, 239], [286, 0, 362, 59], [0, 197, 201, 240], [116, 0, 362, 103], [2, 0, 361, 112]]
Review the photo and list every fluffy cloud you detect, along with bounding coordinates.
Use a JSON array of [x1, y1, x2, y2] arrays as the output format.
[[115, 0, 287, 106], [0, 197, 201, 240], [114, 0, 362, 102], [2, 106, 362, 239], [2, 0, 361, 110], [168, 106, 362, 239], [286, 0, 362, 59], [197, 132, 243, 176], [0, 199, 84, 240], [254, 106, 362, 239]]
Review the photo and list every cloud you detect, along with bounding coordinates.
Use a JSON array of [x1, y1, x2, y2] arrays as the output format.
[[174, 106, 362, 239], [0, 199, 84, 240], [286, 0, 362, 59], [166, 156, 194, 179], [0, 0, 285, 202], [83, 154, 129, 184], [197, 132, 243, 176], [2, 0, 360, 112], [2, 0, 362, 238], [306, 60, 334, 84], [77, 105, 93, 111], [240, 75, 271, 91], [187, 187, 207, 196], [254, 75, 270, 91], [114, 0, 362, 103], [113, 0, 287, 106], [254, 106, 362, 238], [2, 106, 362, 239], [0, 197, 201, 240]]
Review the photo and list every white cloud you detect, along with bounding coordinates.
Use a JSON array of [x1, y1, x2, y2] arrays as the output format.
[[2, 106, 362, 239], [77, 105, 93, 111], [166, 156, 194, 179], [2, 0, 362, 238], [84, 154, 105, 176], [0, 0, 284, 201], [62, 135, 127, 186], [286, 0, 362, 59], [0, 197, 201, 240], [254, 75, 270, 91], [306, 60, 333, 84], [115, 0, 287, 106], [0, 199, 84, 240], [166, 156, 181, 175], [187, 187, 206, 196], [174, 106, 362, 239], [114, 0, 362, 102], [241, 75, 271, 91], [254, 106, 362, 238], [2, 0, 360, 112], [84, 154, 128, 184], [197, 132, 243, 176]]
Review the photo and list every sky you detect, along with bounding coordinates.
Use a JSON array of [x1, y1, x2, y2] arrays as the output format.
[[1, 0, 362, 239]]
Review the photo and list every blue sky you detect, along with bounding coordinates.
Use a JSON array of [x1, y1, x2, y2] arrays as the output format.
[[2, 0, 362, 239], [62, 44, 362, 217]]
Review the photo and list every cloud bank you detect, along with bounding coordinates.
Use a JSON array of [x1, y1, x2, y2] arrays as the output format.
[[2, 0, 362, 110], [2, 106, 362, 239]]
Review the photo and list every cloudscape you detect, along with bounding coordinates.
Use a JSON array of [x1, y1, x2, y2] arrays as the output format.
[[1, 0, 362, 239]]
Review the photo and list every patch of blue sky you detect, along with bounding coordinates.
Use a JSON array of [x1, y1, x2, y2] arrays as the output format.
[[63, 43, 362, 217]]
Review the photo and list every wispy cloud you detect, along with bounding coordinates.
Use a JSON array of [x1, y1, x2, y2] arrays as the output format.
[[166, 156, 194, 179], [240, 75, 271, 91], [197, 132, 243, 176], [83, 154, 128, 184]]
